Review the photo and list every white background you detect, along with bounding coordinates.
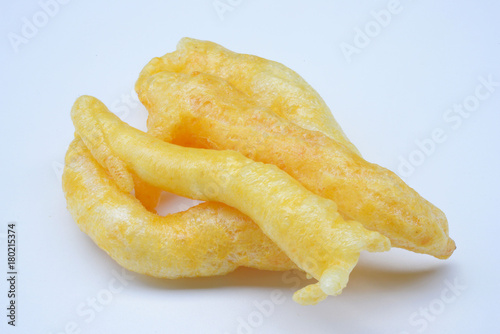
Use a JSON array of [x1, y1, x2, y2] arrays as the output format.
[[1, 0, 499, 333]]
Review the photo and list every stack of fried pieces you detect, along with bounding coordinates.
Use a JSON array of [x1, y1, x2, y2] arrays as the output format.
[[63, 38, 455, 305]]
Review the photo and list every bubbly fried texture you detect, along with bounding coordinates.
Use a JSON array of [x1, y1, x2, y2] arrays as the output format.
[[70, 95, 390, 304], [136, 70, 455, 259], [136, 37, 360, 155], [133, 37, 361, 217], [63, 138, 296, 278]]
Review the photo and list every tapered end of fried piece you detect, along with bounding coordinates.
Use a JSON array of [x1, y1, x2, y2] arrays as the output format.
[[71, 95, 135, 194], [434, 238, 456, 260], [293, 283, 328, 305]]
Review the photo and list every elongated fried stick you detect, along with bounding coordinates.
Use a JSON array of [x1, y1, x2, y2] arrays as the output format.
[[137, 71, 455, 259], [63, 138, 296, 278], [70, 95, 390, 304]]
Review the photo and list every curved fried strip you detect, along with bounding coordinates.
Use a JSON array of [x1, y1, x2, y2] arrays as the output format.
[[71, 95, 390, 304], [135, 37, 360, 155], [63, 138, 295, 278], [137, 71, 455, 260]]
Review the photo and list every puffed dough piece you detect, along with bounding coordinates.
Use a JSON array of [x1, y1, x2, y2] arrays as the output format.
[[137, 71, 455, 259], [135, 37, 360, 155], [133, 37, 362, 212], [63, 138, 296, 278], [70, 95, 390, 304]]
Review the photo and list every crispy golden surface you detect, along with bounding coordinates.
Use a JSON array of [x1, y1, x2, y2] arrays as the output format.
[[63, 38, 455, 306], [63, 138, 295, 278], [136, 37, 360, 155], [136, 69, 455, 259], [68, 95, 390, 304]]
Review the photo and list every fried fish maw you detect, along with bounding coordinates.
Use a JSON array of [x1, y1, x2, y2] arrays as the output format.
[[137, 71, 455, 260], [135, 37, 360, 155], [134, 37, 361, 211], [63, 138, 296, 278], [70, 95, 390, 304]]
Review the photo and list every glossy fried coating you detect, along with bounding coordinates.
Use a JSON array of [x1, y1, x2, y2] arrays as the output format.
[[133, 37, 361, 213], [136, 71, 455, 259], [135, 37, 360, 155], [63, 138, 296, 278], [70, 95, 390, 304]]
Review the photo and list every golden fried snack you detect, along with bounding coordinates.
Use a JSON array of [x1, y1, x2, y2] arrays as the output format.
[[136, 71, 455, 259], [63, 138, 296, 278], [70, 95, 390, 304], [133, 37, 361, 212], [135, 37, 360, 155]]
